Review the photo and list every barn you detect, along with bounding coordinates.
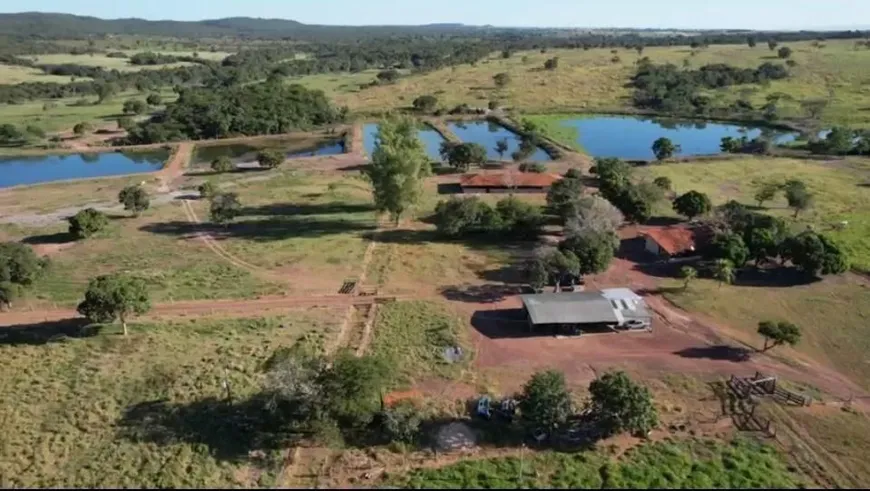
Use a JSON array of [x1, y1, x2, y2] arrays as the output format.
[[459, 171, 561, 194], [520, 289, 652, 334]]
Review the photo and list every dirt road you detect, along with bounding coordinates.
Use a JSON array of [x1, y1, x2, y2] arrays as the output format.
[[0, 293, 408, 327]]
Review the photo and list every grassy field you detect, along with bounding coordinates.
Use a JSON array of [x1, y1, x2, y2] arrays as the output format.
[[0, 173, 164, 214], [0, 64, 85, 84], [21, 53, 196, 73], [0, 88, 178, 135], [294, 39, 870, 127], [0, 314, 338, 487], [391, 438, 800, 488], [4, 196, 284, 308], [183, 171, 376, 295], [370, 300, 469, 386], [635, 157, 870, 270]]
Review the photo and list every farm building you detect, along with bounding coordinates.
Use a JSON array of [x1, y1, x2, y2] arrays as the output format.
[[519, 288, 652, 333], [459, 171, 561, 193], [640, 226, 699, 258]]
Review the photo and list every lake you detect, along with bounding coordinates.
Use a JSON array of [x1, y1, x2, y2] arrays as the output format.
[[0, 150, 169, 188], [192, 138, 344, 167], [556, 115, 797, 160], [362, 123, 446, 161], [446, 121, 551, 161]]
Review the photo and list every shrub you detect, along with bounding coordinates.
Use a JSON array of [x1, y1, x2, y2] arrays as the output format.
[[68, 208, 109, 239]]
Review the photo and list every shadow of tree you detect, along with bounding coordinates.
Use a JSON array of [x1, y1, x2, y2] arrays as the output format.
[[22, 231, 76, 246], [117, 395, 298, 463], [470, 309, 540, 339], [674, 345, 753, 362], [0, 318, 100, 346], [142, 216, 376, 242], [440, 284, 522, 304], [240, 202, 375, 217]]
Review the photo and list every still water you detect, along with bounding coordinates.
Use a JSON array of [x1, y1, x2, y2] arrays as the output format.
[[0, 150, 169, 188]]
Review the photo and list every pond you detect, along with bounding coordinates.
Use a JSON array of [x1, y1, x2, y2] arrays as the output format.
[[555, 115, 797, 160], [362, 123, 445, 161], [446, 121, 551, 161], [192, 138, 344, 167], [0, 150, 169, 188]]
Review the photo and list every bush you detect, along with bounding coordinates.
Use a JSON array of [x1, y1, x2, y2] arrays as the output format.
[[198, 181, 217, 199], [439, 141, 488, 170], [518, 162, 546, 173], [673, 190, 712, 219], [211, 156, 235, 173], [559, 229, 618, 275], [256, 149, 285, 169], [68, 208, 109, 239], [72, 122, 93, 136], [122, 99, 148, 115], [433, 196, 542, 239], [118, 185, 150, 216], [412, 95, 438, 113], [145, 93, 163, 106]]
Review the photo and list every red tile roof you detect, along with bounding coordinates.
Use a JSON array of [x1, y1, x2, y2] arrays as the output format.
[[460, 172, 561, 188], [641, 226, 697, 255]]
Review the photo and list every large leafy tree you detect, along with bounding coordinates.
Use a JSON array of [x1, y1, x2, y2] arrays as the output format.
[[257, 149, 285, 169], [753, 181, 780, 207], [780, 231, 849, 276], [0, 242, 46, 308], [757, 321, 801, 352], [672, 190, 712, 219], [439, 141, 488, 170], [546, 176, 584, 222], [651, 137, 680, 161], [708, 232, 749, 267], [784, 183, 813, 218], [211, 156, 235, 173], [587, 371, 658, 437], [528, 247, 580, 292], [366, 116, 429, 223], [118, 185, 150, 216], [559, 229, 618, 275], [712, 259, 736, 288], [411, 95, 438, 113], [76, 273, 151, 335], [210, 192, 242, 225], [68, 208, 109, 239], [318, 352, 390, 429], [519, 370, 573, 432]]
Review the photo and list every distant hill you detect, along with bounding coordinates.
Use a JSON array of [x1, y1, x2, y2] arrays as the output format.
[[0, 12, 487, 40]]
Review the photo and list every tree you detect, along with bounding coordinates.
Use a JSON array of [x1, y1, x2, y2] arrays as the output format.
[[653, 176, 672, 191], [519, 370, 573, 433], [365, 116, 428, 223], [780, 231, 849, 276], [440, 141, 488, 170], [122, 99, 148, 115], [612, 185, 652, 224], [319, 352, 390, 428], [816, 126, 854, 155], [546, 177, 585, 222], [145, 93, 162, 106], [495, 196, 543, 239], [530, 247, 580, 292], [753, 181, 780, 208], [118, 185, 150, 216], [673, 190, 712, 220], [777, 46, 793, 59], [679, 266, 697, 290], [0, 282, 21, 310], [257, 149, 284, 169], [800, 98, 828, 121], [117, 116, 136, 132], [24, 125, 46, 140], [494, 138, 509, 159], [566, 196, 624, 237], [746, 227, 778, 266], [747, 37, 757, 48], [720, 136, 742, 153], [564, 168, 582, 179], [712, 259, 735, 288], [543, 57, 559, 70], [493, 72, 511, 88], [198, 180, 217, 199], [72, 122, 93, 136], [210, 192, 242, 225], [376, 69, 400, 83], [68, 208, 109, 240], [709, 232, 749, 266], [380, 401, 423, 444], [518, 162, 546, 173], [0, 124, 24, 144], [784, 185, 813, 218], [411, 95, 438, 113], [757, 321, 801, 352], [587, 371, 658, 438], [76, 273, 151, 335], [651, 137, 680, 161], [0, 242, 45, 289], [767, 40, 779, 51], [95, 82, 119, 103], [211, 155, 235, 173], [560, 229, 618, 275]]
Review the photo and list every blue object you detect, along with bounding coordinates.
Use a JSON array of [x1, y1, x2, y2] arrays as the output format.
[[0, 150, 168, 188]]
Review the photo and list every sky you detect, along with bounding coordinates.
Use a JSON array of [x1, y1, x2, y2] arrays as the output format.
[[4, 0, 870, 30]]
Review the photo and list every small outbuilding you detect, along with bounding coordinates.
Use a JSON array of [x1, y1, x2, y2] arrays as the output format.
[[460, 172, 561, 194], [641, 226, 698, 258], [519, 289, 652, 334]]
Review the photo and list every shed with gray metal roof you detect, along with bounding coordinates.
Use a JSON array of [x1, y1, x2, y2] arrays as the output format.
[[520, 292, 623, 326]]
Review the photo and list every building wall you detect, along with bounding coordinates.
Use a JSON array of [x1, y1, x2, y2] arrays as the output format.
[[461, 186, 548, 194], [644, 236, 662, 256]]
